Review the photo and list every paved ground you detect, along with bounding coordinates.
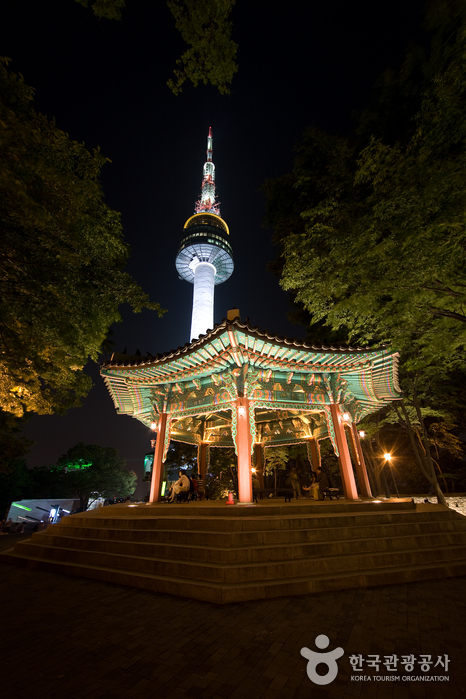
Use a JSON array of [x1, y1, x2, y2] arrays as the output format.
[[1, 532, 465, 699]]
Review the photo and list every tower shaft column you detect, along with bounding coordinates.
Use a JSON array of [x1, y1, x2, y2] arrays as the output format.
[[190, 262, 216, 341]]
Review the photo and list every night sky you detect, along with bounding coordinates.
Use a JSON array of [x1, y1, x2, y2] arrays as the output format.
[[1, 0, 426, 497]]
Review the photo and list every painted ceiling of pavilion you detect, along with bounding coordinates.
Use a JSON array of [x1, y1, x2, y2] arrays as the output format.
[[101, 318, 402, 451]]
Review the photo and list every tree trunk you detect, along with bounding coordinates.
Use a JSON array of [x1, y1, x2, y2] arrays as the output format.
[[365, 438, 385, 496], [411, 393, 448, 507], [398, 400, 448, 507], [360, 442, 379, 495]]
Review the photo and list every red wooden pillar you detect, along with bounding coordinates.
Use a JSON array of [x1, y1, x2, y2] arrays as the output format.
[[198, 442, 208, 500], [329, 404, 359, 500], [149, 412, 168, 503], [199, 442, 208, 483], [254, 444, 264, 488], [309, 438, 320, 472], [350, 423, 372, 498], [235, 397, 253, 503]]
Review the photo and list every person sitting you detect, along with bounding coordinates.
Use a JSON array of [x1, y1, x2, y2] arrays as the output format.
[[316, 467, 329, 499], [169, 470, 190, 503], [302, 471, 319, 500]]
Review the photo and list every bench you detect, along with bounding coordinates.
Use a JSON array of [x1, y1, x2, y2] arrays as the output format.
[[321, 488, 340, 501], [253, 488, 294, 503]]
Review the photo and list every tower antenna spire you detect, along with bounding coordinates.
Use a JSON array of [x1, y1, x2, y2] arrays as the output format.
[[176, 128, 234, 341], [195, 126, 220, 216]]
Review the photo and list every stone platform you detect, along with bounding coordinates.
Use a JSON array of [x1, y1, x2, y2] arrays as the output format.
[[2, 498, 466, 604]]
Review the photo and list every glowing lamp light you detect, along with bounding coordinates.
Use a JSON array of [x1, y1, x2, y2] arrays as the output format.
[[251, 467, 256, 473], [359, 430, 365, 439], [342, 412, 350, 422], [150, 422, 157, 431], [384, 452, 392, 461]]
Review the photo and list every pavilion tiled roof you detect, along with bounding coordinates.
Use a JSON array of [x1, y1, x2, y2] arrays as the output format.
[[100, 318, 401, 433]]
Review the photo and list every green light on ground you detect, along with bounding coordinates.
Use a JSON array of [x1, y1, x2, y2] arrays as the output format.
[[161, 481, 166, 496]]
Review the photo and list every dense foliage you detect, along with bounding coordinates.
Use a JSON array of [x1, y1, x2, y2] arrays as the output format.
[[0, 59, 163, 418], [0, 443, 136, 514], [73, 0, 238, 95], [264, 1, 466, 503], [167, 0, 238, 95]]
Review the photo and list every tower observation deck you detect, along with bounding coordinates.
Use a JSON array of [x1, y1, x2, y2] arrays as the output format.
[[175, 128, 234, 341]]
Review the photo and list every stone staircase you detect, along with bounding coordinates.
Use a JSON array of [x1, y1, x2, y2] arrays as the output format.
[[2, 500, 466, 603]]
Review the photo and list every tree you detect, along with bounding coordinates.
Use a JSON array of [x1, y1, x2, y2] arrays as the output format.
[[54, 442, 137, 511], [73, 0, 238, 95], [0, 59, 164, 418], [74, 0, 125, 20], [163, 442, 198, 481], [167, 0, 238, 95], [264, 446, 289, 490], [0, 458, 31, 520], [208, 447, 237, 498], [264, 1, 466, 505], [275, 3, 466, 360], [0, 410, 33, 474]]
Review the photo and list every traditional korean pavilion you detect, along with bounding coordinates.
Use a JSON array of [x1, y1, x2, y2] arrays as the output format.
[[101, 316, 402, 503], [101, 129, 401, 503]]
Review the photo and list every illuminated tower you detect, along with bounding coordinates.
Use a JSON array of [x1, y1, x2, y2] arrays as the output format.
[[176, 127, 234, 341]]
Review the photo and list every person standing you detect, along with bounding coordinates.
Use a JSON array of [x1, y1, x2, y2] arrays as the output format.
[[316, 467, 329, 499], [289, 465, 302, 500]]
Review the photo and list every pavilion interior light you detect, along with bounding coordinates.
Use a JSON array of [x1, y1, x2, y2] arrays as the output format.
[[384, 452, 392, 461], [359, 430, 365, 438], [342, 412, 350, 421], [150, 422, 157, 430]]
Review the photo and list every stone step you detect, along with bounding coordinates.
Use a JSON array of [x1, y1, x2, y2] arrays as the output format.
[[56, 507, 458, 534], [3, 502, 465, 603], [9, 538, 466, 584], [27, 528, 466, 564], [47, 515, 466, 548], [84, 499, 417, 519], [3, 546, 466, 604]]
